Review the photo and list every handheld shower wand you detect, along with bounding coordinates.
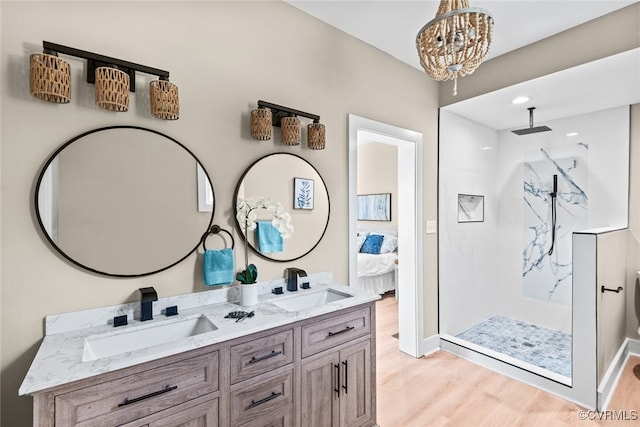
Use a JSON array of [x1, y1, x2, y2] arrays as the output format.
[[548, 175, 558, 256]]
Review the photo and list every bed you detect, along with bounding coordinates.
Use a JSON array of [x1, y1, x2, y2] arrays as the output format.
[[356, 231, 398, 295]]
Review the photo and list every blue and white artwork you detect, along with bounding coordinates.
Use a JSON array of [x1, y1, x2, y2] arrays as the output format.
[[523, 146, 588, 305], [357, 193, 391, 221], [294, 178, 314, 210]]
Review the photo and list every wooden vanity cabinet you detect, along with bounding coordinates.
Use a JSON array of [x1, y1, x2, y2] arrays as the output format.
[[31, 302, 376, 427]]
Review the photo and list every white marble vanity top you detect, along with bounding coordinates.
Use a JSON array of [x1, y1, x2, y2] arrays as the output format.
[[19, 273, 379, 395]]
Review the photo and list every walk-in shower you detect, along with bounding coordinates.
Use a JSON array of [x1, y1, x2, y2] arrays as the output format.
[[438, 105, 630, 405]]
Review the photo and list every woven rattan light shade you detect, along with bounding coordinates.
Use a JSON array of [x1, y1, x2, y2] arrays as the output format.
[[30, 53, 71, 103], [416, 0, 493, 94], [251, 108, 272, 140], [281, 117, 301, 146], [95, 66, 129, 112], [307, 123, 326, 150], [150, 80, 179, 120]]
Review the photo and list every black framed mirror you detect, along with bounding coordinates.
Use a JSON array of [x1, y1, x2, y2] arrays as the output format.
[[35, 126, 215, 277], [233, 153, 330, 262]]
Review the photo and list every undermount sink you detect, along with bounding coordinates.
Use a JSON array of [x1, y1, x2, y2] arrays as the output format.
[[81, 314, 218, 362], [271, 288, 352, 312]]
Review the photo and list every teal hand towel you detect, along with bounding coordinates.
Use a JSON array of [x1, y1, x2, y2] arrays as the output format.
[[255, 221, 284, 253], [203, 248, 234, 286]]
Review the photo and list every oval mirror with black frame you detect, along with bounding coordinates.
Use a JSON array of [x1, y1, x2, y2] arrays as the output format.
[[35, 126, 215, 277], [234, 153, 330, 262]]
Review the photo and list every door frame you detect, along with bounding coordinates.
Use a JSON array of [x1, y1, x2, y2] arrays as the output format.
[[348, 114, 424, 357]]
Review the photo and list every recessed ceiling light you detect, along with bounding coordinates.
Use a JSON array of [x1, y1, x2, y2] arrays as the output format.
[[512, 96, 530, 105], [566, 132, 579, 137]]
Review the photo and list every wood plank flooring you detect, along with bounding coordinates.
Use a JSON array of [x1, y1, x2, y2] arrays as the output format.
[[375, 293, 640, 426]]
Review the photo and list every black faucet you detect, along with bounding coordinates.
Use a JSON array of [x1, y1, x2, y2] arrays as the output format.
[[286, 268, 308, 292], [139, 287, 158, 321]]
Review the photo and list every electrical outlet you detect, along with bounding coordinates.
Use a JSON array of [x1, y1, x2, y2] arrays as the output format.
[[425, 220, 437, 234]]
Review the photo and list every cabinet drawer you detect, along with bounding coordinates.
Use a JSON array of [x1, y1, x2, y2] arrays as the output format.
[[301, 307, 371, 358], [119, 394, 218, 427], [230, 329, 293, 384], [239, 405, 293, 427], [55, 351, 218, 427], [230, 368, 293, 426]]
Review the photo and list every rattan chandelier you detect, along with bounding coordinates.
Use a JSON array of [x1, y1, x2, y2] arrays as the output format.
[[416, 0, 494, 96]]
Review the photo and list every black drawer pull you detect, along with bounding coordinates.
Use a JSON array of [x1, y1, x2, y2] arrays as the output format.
[[328, 326, 355, 337], [334, 363, 341, 398], [248, 391, 282, 409], [118, 385, 177, 407], [249, 350, 282, 364]]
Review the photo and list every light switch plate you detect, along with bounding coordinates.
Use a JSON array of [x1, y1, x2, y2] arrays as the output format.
[[426, 220, 437, 234]]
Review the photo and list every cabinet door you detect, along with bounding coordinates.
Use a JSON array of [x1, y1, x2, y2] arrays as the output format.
[[339, 340, 372, 427], [301, 351, 340, 427]]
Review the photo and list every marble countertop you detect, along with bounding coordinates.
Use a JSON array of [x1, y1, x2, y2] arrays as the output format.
[[19, 273, 379, 396]]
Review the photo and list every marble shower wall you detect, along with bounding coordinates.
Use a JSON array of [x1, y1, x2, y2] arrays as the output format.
[[522, 146, 588, 305]]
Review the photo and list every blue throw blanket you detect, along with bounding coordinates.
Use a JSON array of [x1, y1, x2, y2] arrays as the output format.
[[203, 248, 234, 286], [255, 221, 283, 253]]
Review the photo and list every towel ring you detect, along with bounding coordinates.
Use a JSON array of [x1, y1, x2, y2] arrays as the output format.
[[201, 225, 235, 250]]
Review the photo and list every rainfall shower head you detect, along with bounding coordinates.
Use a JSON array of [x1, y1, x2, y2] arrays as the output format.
[[511, 107, 552, 135]]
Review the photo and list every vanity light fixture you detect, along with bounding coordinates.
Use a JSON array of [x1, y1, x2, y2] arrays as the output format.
[[29, 50, 71, 104], [95, 65, 130, 112], [150, 77, 179, 120], [307, 122, 326, 150], [29, 41, 179, 119], [250, 107, 273, 140], [281, 116, 301, 146], [250, 100, 325, 149]]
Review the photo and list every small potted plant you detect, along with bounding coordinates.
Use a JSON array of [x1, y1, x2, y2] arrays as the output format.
[[236, 196, 293, 305]]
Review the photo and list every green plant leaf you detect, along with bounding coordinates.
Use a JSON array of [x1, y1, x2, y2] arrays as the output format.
[[246, 264, 258, 284], [236, 264, 258, 284]]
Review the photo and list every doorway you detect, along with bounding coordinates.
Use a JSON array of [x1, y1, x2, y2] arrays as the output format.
[[348, 114, 423, 357]]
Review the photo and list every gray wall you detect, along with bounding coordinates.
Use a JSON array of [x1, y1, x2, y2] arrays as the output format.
[[0, 2, 439, 423], [357, 142, 399, 228]]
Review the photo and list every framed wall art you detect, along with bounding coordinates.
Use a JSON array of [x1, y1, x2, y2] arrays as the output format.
[[357, 193, 391, 221], [294, 177, 314, 210]]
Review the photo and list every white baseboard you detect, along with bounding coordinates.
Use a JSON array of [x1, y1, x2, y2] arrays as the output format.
[[628, 338, 640, 355], [420, 334, 440, 357], [598, 338, 640, 411]]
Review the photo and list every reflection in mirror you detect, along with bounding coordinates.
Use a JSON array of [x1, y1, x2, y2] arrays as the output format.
[[35, 126, 214, 277], [234, 153, 330, 262]]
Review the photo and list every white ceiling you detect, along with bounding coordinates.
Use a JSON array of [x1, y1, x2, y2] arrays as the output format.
[[287, 0, 640, 130]]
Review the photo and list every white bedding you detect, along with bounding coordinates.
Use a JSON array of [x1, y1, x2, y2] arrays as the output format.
[[357, 252, 397, 295], [358, 271, 396, 295], [357, 252, 398, 277], [356, 229, 398, 295]]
